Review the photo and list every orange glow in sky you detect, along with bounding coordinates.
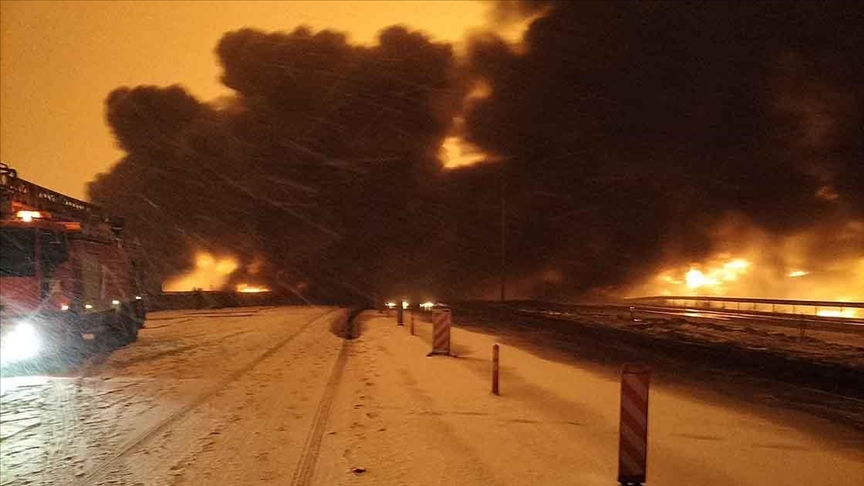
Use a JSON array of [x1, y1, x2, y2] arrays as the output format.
[[0, 1, 509, 199]]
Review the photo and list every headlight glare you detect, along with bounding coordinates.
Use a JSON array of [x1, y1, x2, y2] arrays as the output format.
[[1, 321, 42, 366]]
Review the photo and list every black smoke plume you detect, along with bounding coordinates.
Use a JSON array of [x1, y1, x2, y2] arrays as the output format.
[[91, 26, 465, 303], [463, 1, 864, 295], [90, 3, 863, 302]]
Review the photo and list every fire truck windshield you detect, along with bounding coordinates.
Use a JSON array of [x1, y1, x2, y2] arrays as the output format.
[[0, 227, 36, 277]]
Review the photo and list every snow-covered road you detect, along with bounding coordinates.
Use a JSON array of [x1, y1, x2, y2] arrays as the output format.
[[316, 312, 863, 486], [2, 306, 862, 485], [1, 306, 347, 485]]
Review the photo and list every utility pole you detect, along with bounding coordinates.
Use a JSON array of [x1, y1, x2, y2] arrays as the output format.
[[499, 165, 506, 303]]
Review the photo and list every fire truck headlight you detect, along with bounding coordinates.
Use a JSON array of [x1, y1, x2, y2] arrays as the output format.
[[1, 321, 42, 366]]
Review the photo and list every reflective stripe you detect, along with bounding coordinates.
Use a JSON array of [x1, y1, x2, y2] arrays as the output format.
[[432, 312, 450, 353], [619, 447, 644, 475], [619, 366, 650, 483], [621, 395, 648, 430], [623, 374, 648, 401], [620, 422, 646, 456]]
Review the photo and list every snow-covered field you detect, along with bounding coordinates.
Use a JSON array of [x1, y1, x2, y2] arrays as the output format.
[[1, 307, 862, 485], [510, 305, 864, 370]]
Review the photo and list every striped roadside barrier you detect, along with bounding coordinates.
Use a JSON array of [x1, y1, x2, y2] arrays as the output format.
[[491, 344, 500, 395], [429, 309, 451, 356], [618, 364, 650, 485]]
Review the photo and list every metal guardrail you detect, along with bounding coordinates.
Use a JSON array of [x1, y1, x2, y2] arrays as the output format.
[[627, 296, 864, 320], [627, 295, 864, 309]]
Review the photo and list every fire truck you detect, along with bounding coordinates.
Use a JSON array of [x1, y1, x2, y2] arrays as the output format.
[[0, 163, 145, 369]]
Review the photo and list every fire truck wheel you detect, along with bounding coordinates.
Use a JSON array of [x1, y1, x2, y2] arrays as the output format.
[[135, 301, 147, 328], [120, 304, 139, 343], [63, 329, 88, 365]]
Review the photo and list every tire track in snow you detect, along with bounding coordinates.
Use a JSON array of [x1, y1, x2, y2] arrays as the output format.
[[290, 312, 351, 486], [71, 307, 344, 486]]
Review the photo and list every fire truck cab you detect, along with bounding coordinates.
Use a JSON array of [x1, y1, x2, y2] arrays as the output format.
[[0, 163, 145, 369]]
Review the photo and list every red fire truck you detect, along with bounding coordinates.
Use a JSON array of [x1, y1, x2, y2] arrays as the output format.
[[0, 163, 145, 368]]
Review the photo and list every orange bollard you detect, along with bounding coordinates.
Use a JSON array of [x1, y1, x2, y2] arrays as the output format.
[[492, 344, 500, 395]]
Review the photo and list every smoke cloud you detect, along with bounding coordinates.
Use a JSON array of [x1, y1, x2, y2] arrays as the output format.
[[90, 3, 863, 302], [462, 1, 864, 296], [91, 26, 465, 302]]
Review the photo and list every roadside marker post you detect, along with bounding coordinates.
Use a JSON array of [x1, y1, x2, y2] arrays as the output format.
[[410, 312, 415, 335], [429, 309, 451, 356], [492, 344, 500, 395], [397, 305, 404, 326], [618, 364, 650, 485]]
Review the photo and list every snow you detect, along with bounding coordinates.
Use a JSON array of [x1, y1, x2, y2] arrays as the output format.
[[0, 306, 344, 485], [313, 311, 864, 486], [1, 306, 861, 485], [513, 306, 864, 371]]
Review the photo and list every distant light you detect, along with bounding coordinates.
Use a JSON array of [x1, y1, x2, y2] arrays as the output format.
[[60, 304, 70, 311], [16, 210, 42, 222], [135, 296, 142, 300], [385, 302, 396, 309], [420, 302, 435, 310], [84, 304, 93, 309], [402, 300, 410, 309], [788, 270, 808, 278], [111, 300, 120, 306]]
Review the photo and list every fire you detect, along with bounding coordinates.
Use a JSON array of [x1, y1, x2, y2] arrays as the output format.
[[640, 254, 862, 302], [684, 269, 719, 289], [236, 283, 270, 293], [439, 136, 489, 169], [628, 218, 864, 304], [162, 252, 239, 292], [675, 258, 751, 291]]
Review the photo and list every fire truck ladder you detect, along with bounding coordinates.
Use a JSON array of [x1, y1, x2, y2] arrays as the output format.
[[0, 162, 123, 231]]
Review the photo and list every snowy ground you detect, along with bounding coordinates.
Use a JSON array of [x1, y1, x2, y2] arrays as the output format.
[[1, 306, 347, 485], [510, 304, 864, 368], [1, 306, 862, 485]]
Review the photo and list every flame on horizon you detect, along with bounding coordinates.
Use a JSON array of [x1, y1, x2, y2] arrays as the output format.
[[162, 252, 239, 292], [627, 220, 864, 312], [236, 283, 271, 293]]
